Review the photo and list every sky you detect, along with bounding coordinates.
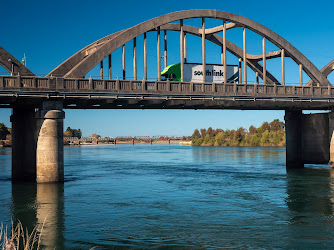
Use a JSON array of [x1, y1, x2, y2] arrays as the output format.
[[1, 0, 334, 137]]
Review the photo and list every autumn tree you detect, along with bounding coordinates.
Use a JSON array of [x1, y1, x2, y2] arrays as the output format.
[[249, 125, 257, 134]]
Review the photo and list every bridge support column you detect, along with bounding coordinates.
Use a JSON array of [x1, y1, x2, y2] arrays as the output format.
[[329, 111, 334, 167], [285, 110, 303, 169], [36, 101, 65, 183], [11, 107, 37, 182]]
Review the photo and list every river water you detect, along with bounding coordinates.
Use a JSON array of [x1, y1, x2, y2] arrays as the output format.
[[1, 144, 334, 249]]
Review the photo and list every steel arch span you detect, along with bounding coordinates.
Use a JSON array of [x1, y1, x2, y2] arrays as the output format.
[[48, 10, 330, 86]]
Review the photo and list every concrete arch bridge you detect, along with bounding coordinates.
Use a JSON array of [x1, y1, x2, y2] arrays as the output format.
[[1, 10, 334, 183]]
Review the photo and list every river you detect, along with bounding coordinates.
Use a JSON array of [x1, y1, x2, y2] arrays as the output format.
[[1, 144, 334, 248]]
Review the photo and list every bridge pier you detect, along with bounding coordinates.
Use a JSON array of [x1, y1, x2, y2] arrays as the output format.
[[285, 110, 334, 169], [36, 101, 65, 183], [11, 107, 37, 182], [285, 110, 303, 169], [329, 111, 334, 166]]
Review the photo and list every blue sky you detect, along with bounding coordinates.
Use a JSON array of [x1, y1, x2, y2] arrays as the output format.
[[1, 0, 334, 137]]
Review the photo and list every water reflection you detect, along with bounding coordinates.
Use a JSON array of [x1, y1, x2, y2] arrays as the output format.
[[11, 183, 38, 233], [285, 168, 334, 247], [11, 183, 64, 249], [192, 146, 285, 168], [286, 168, 334, 217]]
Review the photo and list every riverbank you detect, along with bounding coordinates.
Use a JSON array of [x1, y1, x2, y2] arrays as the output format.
[[0, 140, 11, 147], [66, 140, 191, 146]]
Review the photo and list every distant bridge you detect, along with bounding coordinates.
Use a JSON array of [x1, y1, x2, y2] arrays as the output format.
[[1, 10, 334, 183]]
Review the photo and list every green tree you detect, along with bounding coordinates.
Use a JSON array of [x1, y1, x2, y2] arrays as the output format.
[[0, 123, 10, 140], [64, 127, 82, 138], [192, 129, 201, 140], [191, 119, 286, 148], [260, 130, 270, 144]]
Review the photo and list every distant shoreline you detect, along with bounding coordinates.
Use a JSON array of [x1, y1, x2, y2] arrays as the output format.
[[65, 140, 191, 146]]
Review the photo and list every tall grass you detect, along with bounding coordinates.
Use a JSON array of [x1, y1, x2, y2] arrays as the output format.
[[0, 221, 44, 250]]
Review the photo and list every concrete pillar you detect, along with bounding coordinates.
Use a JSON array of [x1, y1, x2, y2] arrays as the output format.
[[100, 61, 103, 79], [180, 19, 184, 82], [184, 32, 187, 63], [108, 54, 112, 80], [11, 107, 37, 182], [133, 38, 137, 80], [262, 37, 266, 85], [281, 49, 285, 85], [302, 113, 329, 164], [299, 64, 303, 86], [164, 30, 167, 68], [202, 18, 206, 83], [144, 33, 147, 81], [223, 20, 227, 83], [36, 101, 65, 183], [329, 111, 334, 167], [285, 110, 303, 169], [122, 45, 126, 80], [243, 27, 247, 84], [157, 27, 161, 81]]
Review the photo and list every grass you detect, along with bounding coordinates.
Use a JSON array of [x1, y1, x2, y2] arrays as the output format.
[[0, 220, 44, 250]]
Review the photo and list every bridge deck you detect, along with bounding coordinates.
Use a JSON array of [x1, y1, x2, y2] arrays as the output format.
[[0, 75, 333, 110]]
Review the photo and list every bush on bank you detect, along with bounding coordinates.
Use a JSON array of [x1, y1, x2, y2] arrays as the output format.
[[192, 119, 285, 147]]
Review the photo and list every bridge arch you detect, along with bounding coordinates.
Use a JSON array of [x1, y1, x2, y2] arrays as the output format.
[[308, 60, 334, 85], [0, 46, 34, 76], [48, 10, 330, 86]]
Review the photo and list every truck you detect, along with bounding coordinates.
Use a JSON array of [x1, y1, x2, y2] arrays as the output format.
[[161, 63, 239, 83]]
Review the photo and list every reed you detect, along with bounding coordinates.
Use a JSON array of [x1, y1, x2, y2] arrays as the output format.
[[0, 220, 44, 250]]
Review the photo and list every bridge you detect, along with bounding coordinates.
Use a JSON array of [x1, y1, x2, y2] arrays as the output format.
[[1, 10, 334, 183]]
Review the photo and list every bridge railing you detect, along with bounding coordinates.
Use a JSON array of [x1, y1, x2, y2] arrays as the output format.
[[0, 75, 332, 98]]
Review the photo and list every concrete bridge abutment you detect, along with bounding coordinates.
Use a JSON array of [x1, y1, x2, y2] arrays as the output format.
[[36, 101, 65, 183], [285, 110, 334, 169]]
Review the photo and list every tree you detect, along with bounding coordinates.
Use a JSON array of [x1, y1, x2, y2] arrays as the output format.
[[236, 127, 246, 143], [261, 122, 270, 132], [207, 127, 214, 137], [91, 133, 101, 139], [192, 129, 201, 140], [191, 119, 285, 147], [64, 127, 82, 138], [270, 119, 285, 131], [260, 130, 270, 144], [0, 123, 10, 140], [249, 125, 257, 134], [63, 130, 72, 137]]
